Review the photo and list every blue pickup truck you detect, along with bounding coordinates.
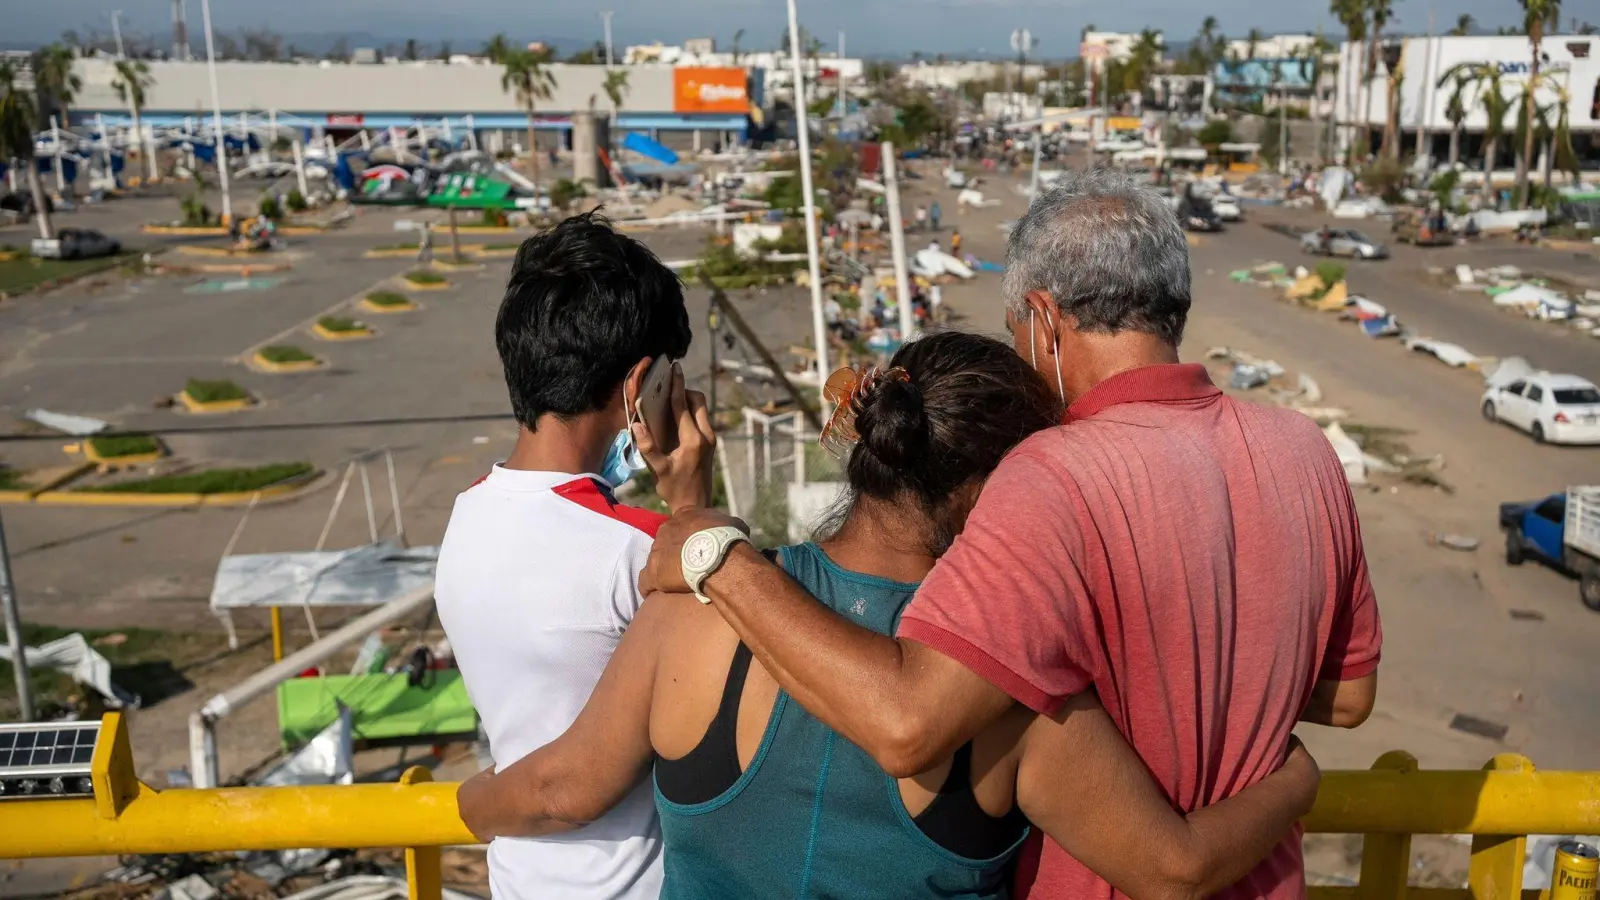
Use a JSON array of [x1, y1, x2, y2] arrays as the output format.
[[1500, 486, 1600, 611]]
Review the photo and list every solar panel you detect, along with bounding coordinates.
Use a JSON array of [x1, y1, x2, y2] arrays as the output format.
[[0, 721, 100, 799]]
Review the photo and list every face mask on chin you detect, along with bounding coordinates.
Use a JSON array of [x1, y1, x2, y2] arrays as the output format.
[[598, 383, 648, 489]]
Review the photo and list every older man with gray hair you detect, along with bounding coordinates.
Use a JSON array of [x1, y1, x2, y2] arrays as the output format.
[[644, 168, 1381, 899]]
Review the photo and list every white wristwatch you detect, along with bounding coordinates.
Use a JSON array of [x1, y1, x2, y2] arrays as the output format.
[[681, 525, 751, 604]]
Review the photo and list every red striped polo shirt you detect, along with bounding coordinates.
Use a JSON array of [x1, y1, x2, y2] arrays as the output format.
[[897, 363, 1380, 900]]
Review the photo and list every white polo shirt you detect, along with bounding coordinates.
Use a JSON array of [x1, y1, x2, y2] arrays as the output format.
[[436, 466, 665, 900]]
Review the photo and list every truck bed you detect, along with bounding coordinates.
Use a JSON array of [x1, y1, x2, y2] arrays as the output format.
[[1566, 486, 1600, 559]]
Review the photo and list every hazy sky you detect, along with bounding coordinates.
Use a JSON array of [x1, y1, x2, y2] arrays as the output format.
[[11, 0, 1529, 55]]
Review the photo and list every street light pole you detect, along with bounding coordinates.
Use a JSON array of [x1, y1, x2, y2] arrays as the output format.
[[601, 11, 614, 67], [0, 511, 35, 721], [784, 0, 830, 409], [111, 10, 126, 59], [200, 0, 233, 223]]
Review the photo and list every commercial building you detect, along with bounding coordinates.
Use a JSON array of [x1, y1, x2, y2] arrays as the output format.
[[68, 58, 757, 149], [899, 60, 1048, 90], [1332, 33, 1599, 161], [1224, 34, 1323, 61], [1081, 31, 1165, 64], [622, 41, 863, 100]]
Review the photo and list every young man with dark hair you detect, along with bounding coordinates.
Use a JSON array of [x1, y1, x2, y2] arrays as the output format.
[[436, 212, 713, 900]]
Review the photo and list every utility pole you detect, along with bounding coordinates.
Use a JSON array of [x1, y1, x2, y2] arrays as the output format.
[[201, 0, 232, 223], [111, 10, 126, 59], [601, 11, 614, 67], [1413, 8, 1436, 163], [172, 0, 190, 61], [835, 30, 846, 120], [882, 142, 914, 343], [785, 0, 831, 407], [0, 512, 36, 721]]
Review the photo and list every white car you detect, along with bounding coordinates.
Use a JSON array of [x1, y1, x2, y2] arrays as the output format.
[[1481, 372, 1600, 445], [1211, 195, 1243, 221]]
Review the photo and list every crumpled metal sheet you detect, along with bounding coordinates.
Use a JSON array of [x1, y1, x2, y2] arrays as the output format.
[[0, 633, 138, 707], [256, 705, 354, 787], [209, 538, 438, 612], [23, 408, 109, 436]]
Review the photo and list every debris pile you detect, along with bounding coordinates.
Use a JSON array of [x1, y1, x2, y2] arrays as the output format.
[[1448, 265, 1600, 337]]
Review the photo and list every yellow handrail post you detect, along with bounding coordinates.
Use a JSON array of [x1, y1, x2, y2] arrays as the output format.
[[400, 766, 443, 900], [270, 606, 285, 662], [1468, 754, 1532, 900], [1357, 751, 1418, 900]]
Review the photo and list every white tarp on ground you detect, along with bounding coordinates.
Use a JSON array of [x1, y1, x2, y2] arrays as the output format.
[[1403, 337, 1480, 368], [912, 248, 975, 280], [210, 539, 438, 612], [1323, 422, 1367, 485], [23, 409, 110, 436], [1493, 284, 1575, 319], [0, 633, 138, 707]]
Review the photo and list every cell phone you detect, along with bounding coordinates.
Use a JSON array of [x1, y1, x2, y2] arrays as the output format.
[[635, 356, 677, 454]]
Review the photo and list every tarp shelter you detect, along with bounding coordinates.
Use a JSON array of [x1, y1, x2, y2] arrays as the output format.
[[209, 538, 439, 648]]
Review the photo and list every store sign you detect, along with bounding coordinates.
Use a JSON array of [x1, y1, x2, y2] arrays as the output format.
[[326, 113, 364, 126], [674, 68, 749, 114]]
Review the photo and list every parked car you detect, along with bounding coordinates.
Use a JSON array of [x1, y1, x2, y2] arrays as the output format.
[[1480, 372, 1600, 445], [31, 228, 121, 261], [1500, 486, 1600, 611], [1210, 194, 1243, 222], [1300, 228, 1389, 259]]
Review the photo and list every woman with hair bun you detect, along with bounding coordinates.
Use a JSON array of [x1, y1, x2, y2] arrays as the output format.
[[458, 331, 1319, 900]]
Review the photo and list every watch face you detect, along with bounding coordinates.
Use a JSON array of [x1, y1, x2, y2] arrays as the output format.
[[684, 532, 719, 570]]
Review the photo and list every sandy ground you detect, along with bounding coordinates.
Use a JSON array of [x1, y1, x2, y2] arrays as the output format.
[[3, 162, 1599, 892]]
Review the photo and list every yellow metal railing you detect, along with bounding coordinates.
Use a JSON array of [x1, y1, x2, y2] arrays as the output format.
[[2, 716, 1599, 900]]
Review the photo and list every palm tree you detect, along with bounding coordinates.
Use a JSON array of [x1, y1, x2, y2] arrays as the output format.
[[1539, 76, 1577, 190], [1514, 0, 1560, 208], [31, 43, 81, 127], [1298, 33, 1335, 162], [1438, 68, 1471, 167], [1198, 17, 1221, 65], [0, 61, 54, 239], [1245, 28, 1265, 61], [1380, 45, 1404, 160], [111, 59, 155, 181], [1449, 14, 1475, 35], [482, 33, 512, 64], [1330, 0, 1369, 164], [1476, 68, 1512, 205], [1127, 29, 1164, 102], [500, 49, 558, 186], [730, 29, 745, 66], [602, 68, 629, 157]]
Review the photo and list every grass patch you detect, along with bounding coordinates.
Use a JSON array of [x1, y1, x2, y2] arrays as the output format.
[[317, 315, 366, 333], [372, 242, 418, 251], [364, 290, 412, 307], [89, 433, 161, 459], [258, 344, 315, 364], [0, 252, 139, 295], [0, 467, 26, 490], [77, 462, 314, 495], [184, 377, 249, 404], [1314, 261, 1348, 290], [404, 269, 447, 284]]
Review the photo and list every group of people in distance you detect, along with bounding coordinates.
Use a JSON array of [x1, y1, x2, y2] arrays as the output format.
[[434, 167, 1380, 900]]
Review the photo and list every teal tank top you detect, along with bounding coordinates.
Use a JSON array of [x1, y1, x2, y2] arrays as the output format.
[[654, 542, 1027, 900]]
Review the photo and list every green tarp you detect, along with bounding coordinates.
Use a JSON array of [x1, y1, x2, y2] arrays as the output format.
[[277, 671, 477, 746]]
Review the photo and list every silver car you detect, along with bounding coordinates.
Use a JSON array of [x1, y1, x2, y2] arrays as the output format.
[[1300, 228, 1389, 260]]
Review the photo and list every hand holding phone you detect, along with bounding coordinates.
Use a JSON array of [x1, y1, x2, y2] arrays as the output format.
[[632, 360, 716, 513]]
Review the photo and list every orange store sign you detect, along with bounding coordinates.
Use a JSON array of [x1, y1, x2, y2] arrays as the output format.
[[674, 68, 750, 114]]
